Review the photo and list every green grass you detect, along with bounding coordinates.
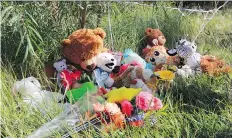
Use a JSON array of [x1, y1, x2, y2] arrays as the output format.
[[1, 2, 232, 138]]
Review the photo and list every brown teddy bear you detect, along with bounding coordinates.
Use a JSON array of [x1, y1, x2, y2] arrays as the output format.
[[145, 28, 166, 47], [62, 27, 108, 71], [200, 55, 232, 76], [45, 28, 108, 78]]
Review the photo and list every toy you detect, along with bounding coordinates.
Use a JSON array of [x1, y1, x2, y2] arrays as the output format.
[[130, 79, 152, 93], [53, 59, 68, 85], [120, 100, 134, 117], [200, 55, 232, 76], [176, 65, 194, 77], [130, 66, 154, 82], [66, 82, 97, 103], [135, 91, 163, 111], [110, 64, 134, 88], [146, 75, 159, 93], [62, 28, 108, 71], [53, 59, 82, 90], [60, 70, 82, 90], [123, 49, 154, 70], [94, 52, 135, 88], [145, 28, 166, 47], [105, 87, 142, 103], [167, 39, 202, 69], [93, 52, 117, 88], [12, 77, 63, 112], [143, 46, 181, 71]]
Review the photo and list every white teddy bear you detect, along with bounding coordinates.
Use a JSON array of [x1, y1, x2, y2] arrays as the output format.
[[93, 52, 117, 88], [53, 59, 69, 86], [12, 77, 63, 113]]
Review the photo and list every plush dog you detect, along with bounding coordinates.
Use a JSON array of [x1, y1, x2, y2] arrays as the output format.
[[200, 55, 232, 76]]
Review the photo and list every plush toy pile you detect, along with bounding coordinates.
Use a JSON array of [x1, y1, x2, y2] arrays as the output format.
[[13, 27, 232, 137]]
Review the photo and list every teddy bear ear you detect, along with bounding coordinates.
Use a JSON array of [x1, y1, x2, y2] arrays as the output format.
[[53, 62, 58, 68], [155, 29, 163, 35], [93, 28, 106, 39], [62, 59, 66, 63], [145, 28, 152, 34], [61, 39, 71, 46]]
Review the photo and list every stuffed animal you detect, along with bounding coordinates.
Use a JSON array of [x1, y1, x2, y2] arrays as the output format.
[[53, 59, 68, 85], [61, 28, 109, 71], [167, 39, 201, 69], [143, 46, 181, 71], [145, 28, 166, 47], [110, 63, 153, 88], [130, 66, 154, 82], [53, 59, 82, 90], [123, 49, 154, 70], [130, 79, 152, 93], [200, 55, 232, 76], [12, 77, 63, 112], [93, 52, 117, 88], [167, 39, 202, 76]]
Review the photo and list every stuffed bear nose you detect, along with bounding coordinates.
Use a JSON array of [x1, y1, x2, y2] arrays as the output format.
[[111, 59, 114, 61]]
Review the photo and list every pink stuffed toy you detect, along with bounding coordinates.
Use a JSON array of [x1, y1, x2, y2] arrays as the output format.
[[136, 92, 163, 111]]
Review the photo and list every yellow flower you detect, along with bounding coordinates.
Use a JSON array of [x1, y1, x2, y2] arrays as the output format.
[[154, 70, 175, 81]]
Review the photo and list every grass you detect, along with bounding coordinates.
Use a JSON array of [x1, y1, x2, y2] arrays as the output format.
[[1, 1, 232, 138]]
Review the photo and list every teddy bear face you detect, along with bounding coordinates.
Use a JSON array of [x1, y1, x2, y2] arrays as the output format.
[[62, 28, 106, 70], [53, 59, 67, 72], [145, 28, 166, 47], [96, 52, 117, 72], [144, 46, 169, 66]]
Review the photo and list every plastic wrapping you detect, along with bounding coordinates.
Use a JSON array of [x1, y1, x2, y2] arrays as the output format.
[[27, 103, 82, 138]]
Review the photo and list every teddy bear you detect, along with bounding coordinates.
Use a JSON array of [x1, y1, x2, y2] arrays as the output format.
[[200, 55, 232, 76], [53, 59, 68, 86], [143, 46, 181, 71], [62, 27, 109, 71], [93, 52, 134, 89], [45, 28, 108, 79], [93, 52, 117, 88], [145, 28, 166, 47], [53, 59, 82, 90]]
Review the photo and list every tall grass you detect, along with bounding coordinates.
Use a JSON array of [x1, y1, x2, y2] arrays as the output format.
[[1, 1, 232, 138]]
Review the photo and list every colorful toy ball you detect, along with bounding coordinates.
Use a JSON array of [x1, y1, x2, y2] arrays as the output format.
[[136, 91, 163, 111]]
